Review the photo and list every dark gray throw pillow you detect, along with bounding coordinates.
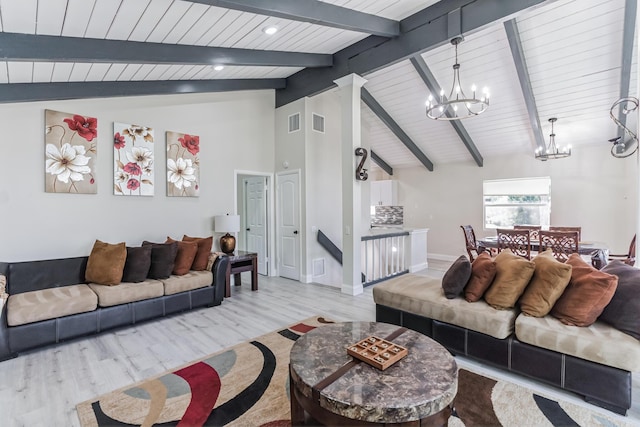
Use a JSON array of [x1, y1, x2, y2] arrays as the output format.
[[442, 255, 472, 299], [599, 260, 640, 340], [142, 241, 178, 280], [121, 245, 152, 283]]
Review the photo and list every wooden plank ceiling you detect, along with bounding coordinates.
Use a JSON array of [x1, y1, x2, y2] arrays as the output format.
[[0, 0, 636, 169]]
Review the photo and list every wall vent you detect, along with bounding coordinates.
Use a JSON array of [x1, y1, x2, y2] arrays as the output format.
[[313, 258, 325, 277], [312, 113, 325, 133], [288, 113, 301, 133]]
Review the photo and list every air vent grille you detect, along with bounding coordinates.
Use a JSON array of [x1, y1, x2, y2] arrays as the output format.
[[312, 113, 325, 133], [288, 113, 300, 133]]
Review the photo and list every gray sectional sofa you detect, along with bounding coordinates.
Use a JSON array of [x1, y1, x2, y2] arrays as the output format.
[[373, 273, 640, 415], [0, 253, 229, 361]]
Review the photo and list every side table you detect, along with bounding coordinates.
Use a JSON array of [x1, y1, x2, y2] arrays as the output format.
[[225, 251, 258, 298]]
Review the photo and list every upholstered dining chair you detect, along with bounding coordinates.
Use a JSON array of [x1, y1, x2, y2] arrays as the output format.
[[539, 230, 579, 262], [608, 234, 636, 267], [460, 225, 486, 262], [497, 228, 531, 259], [514, 225, 542, 241], [549, 226, 582, 242]]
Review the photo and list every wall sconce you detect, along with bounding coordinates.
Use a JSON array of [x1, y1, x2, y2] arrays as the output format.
[[355, 147, 368, 181]]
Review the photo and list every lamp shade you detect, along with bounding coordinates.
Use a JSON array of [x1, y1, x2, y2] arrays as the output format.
[[215, 214, 240, 233]]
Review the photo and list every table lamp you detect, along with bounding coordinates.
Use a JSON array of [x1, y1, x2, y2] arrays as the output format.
[[215, 214, 240, 254]]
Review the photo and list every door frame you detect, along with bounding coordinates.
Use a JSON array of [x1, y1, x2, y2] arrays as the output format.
[[234, 170, 275, 277], [276, 169, 302, 282]]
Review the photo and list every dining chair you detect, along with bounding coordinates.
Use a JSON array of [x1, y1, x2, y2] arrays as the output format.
[[460, 225, 486, 262], [539, 230, 579, 262], [608, 234, 636, 267], [549, 226, 582, 242], [514, 225, 542, 241], [496, 228, 531, 259]]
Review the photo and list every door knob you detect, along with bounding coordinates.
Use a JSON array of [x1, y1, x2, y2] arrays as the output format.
[[293, 230, 298, 235], [246, 228, 251, 231]]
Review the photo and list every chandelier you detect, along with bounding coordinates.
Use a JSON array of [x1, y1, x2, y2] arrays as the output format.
[[425, 36, 490, 120], [535, 118, 571, 161]]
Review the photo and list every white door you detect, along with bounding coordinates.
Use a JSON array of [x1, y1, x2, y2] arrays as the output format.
[[245, 176, 268, 275], [278, 172, 300, 281]]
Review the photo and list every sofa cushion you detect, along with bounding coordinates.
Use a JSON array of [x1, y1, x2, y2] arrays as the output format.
[[441, 255, 471, 299], [373, 274, 516, 339], [142, 241, 178, 279], [85, 240, 127, 286], [7, 284, 97, 326], [182, 235, 213, 271], [515, 314, 640, 372], [162, 270, 213, 295], [166, 237, 198, 276], [550, 253, 618, 327], [484, 249, 535, 310], [464, 252, 496, 302], [599, 260, 640, 340], [121, 245, 152, 283], [519, 249, 572, 317], [88, 280, 164, 307]]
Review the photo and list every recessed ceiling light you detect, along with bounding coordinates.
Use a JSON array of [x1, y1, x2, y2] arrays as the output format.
[[263, 26, 278, 35], [214, 65, 224, 71]]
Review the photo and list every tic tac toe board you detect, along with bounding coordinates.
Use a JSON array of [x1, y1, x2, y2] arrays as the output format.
[[347, 336, 408, 370]]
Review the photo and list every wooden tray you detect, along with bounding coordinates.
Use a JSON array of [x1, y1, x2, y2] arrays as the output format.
[[347, 335, 408, 370]]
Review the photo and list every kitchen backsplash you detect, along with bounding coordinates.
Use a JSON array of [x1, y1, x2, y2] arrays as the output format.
[[371, 205, 403, 227]]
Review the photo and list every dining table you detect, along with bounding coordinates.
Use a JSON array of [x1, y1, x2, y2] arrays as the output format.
[[476, 236, 609, 257]]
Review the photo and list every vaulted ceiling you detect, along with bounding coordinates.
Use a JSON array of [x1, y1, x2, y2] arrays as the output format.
[[0, 0, 636, 171]]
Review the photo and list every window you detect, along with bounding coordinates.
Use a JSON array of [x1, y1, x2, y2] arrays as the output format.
[[483, 177, 551, 229]]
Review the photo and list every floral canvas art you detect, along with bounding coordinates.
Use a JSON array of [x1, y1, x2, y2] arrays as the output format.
[[45, 110, 97, 193], [114, 122, 154, 196], [166, 131, 200, 197]]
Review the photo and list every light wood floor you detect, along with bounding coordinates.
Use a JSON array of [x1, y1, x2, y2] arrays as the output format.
[[0, 262, 637, 426]]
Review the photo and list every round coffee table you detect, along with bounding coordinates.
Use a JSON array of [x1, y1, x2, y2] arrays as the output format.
[[289, 321, 457, 426]]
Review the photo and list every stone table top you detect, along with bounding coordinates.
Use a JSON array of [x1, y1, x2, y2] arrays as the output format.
[[289, 321, 457, 423]]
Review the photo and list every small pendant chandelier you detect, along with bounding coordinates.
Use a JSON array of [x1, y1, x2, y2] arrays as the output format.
[[426, 36, 490, 120], [535, 118, 571, 161]]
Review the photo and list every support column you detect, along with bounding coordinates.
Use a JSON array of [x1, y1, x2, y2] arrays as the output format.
[[334, 73, 367, 295]]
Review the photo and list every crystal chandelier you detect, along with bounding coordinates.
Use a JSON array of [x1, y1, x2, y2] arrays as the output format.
[[535, 118, 571, 161], [425, 36, 490, 120]]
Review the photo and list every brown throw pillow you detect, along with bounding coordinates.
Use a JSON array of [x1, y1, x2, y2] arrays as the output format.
[[142, 241, 179, 279], [441, 255, 472, 299], [182, 235, 213, 271], [519, 249, 572, 317], [121, 245, 152, 283], [167, 237, 198, 276], [597, 261, 639, 339], [484, 249, 535, 310], [464, 252, 496, 302], [550, 253, 618, 326], [85, 240, 127, 286]]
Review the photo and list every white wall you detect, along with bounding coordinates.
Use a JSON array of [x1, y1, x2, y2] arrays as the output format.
[[0, 90, 275, 261], [397, 145, 638, 258]]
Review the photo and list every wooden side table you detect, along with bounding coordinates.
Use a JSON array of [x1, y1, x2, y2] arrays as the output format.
[[225, 251, 258, 298]]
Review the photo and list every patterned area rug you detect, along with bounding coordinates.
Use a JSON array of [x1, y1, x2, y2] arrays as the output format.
[[77, 316, 632, 426]]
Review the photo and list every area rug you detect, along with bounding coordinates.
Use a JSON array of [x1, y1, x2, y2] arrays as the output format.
[[77, 316, 633, 427]]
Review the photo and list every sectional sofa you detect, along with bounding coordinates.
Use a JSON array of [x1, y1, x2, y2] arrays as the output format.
[[0, 253, 228, 361], [373, 252, 640, 415]]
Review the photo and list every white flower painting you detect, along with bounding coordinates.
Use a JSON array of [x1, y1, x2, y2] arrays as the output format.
[[45, 110, 97, 193], [114, 122, 154, 196], [166, 131, 200, 197]]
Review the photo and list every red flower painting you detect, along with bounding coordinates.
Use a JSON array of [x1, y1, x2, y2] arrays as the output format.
[[64, 115, 97, 142], [114, 132, 126, 149], [127, 178, 140, 190], [179, 134, 200, 156]]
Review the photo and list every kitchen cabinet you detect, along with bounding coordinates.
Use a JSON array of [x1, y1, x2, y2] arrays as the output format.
[[370, 180, 398, 206]]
